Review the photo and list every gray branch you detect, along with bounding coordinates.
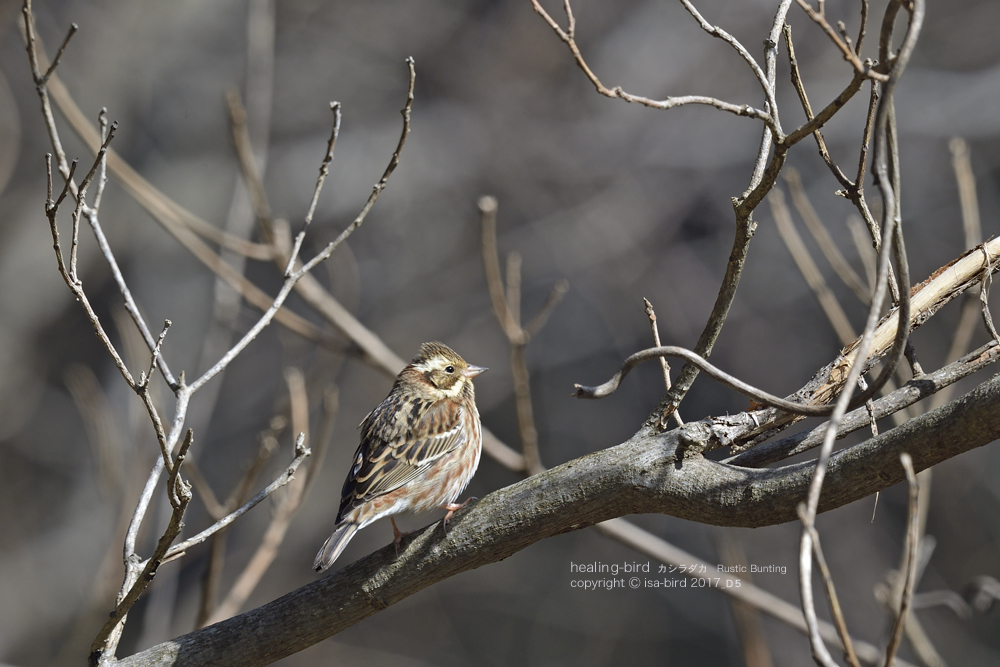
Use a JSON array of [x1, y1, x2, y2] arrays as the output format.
[[119, 371, 1000, 667]]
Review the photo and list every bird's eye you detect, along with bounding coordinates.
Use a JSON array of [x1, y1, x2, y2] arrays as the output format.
[[445, 365, 455, 374]]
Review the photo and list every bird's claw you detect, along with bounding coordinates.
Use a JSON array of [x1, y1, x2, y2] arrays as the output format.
[[391, 517, 413, 556], [440, 497, 478, 535]]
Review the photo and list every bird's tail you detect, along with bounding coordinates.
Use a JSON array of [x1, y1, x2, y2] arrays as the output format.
[[313, 521, 360, 572]]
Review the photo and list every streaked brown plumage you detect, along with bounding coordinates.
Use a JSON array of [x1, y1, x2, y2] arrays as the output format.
[[313, 341, 486, 572]]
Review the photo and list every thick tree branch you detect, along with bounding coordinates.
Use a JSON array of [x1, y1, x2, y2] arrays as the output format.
[[119, 372, 1000, 666]]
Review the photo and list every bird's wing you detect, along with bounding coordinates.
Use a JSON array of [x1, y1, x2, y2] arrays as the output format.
[[337, 396, 468, 518]]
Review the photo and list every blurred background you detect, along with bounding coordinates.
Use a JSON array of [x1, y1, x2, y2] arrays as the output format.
[[0, 0, 999, 664]]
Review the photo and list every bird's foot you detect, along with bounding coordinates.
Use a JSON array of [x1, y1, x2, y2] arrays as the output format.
[[390, 517, 414, 556], [440, 497, 478, 535]]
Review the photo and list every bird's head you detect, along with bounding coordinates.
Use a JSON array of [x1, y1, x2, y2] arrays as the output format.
[[409, 341, 487, 398]]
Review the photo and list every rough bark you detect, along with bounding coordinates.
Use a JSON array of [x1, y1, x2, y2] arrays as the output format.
[[119, 371, 1000, 667]]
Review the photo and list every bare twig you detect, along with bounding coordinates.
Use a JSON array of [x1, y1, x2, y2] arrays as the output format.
[[42, 75, 326, 344], [226, 88, 273, 235], [727, 339, 1000, 467], [978, 244, 1000, 346], [576, 345, 849, 416], [855, 80, 880, 208], [93, 108, 109, 212], [643, 298, 683, 426], [480, 195, 567, 474], [90, 431, 194, 663], [528, 0, 779, 136], [479, 196, 520, 340], [648, 0, 803, 430], [286, 102, 341, 274], [798, 3, 924, 659], [949, 138, 981, 247], [163, 440, 309, 562], [784, 169, 870, 304], [41, 132, 138, 392], [40, 21, 78, 84], [794, 0, 889, 82], [207, 431, 312, 625], [65, 364, 124, 495], [783, 24, 852, 189], [847, 214, 878, 290], [884, 453, 920, 667], [771, 189, 856, 346], [195, 419, 284, 627], [283, 57, 415, 283], [931, 137, 984, 409], [797, 506, 861, 667]]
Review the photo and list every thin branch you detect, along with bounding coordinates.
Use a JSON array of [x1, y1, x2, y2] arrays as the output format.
[[748, 0, 794, 189], [784, 169, 871, 304], [207, 432, 310, 625], [162, 439, 310, 561], [796, 6, 924, 656], [69, 120, 117, 283], [847, 213, 878, 291], [226, 88, 273, 234], [726, 340, 1000, 467], [643, 298, 683, 426], [799, 68, 908, 667], [90, 431, 194, 664], [527, 0, 779, 137], [480, 195, 567, 475], [978, 243, 1000, 346], [794, 0, 889, 82], [43, 76, 328, 343], [771, 189, 857, 346], [782, 23, 853, 188], [677, 0, 778, 121], [884, 453, 920, 667], [949, 137, 981, 248], [479, 196, 520, 341], [855, 80, 879, 206], [576, 345, 852, 417], [856, 0, 870, 54], [43, 143, 138, 392], [195, 420, 283, 628], [285, 57, 415, 281], [40, 21, 78, 84], [136, 321, 174, 474], [797, 506, 862, 667], [506, 252, 522, 331], [286, 102, 341, 275]]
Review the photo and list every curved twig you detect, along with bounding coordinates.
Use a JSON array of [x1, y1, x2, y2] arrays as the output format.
[[576, 345, 841, 417]]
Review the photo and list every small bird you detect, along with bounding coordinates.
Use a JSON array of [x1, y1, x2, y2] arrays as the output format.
[[313, 341, 486, 572]]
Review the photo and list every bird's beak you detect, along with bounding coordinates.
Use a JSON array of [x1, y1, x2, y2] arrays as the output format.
[[464, 365, 488, 378]]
